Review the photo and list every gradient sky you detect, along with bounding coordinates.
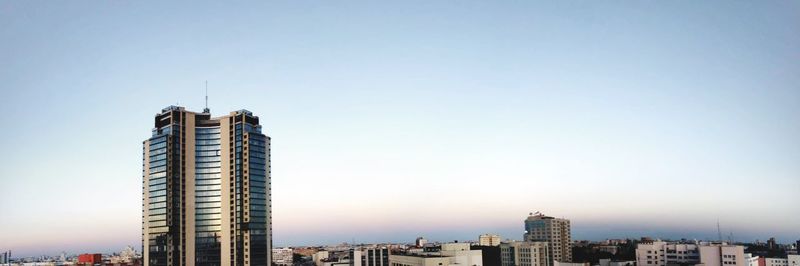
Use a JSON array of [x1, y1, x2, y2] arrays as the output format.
[[1, 0, 799, 257]]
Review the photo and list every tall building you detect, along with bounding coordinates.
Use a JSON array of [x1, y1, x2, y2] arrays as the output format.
[[142, 106, 272, 266], [500, 241, 550, 266], [523, 212, 571, 263], [479, 234, 501, 247]]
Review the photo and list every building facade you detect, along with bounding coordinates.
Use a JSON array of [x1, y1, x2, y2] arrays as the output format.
[[273, 248, 293, 266], [361, 247, 390, 266], [698, 244, 745, 266], [635, 241, 745, 266], [635, 241, 700, 266], [142, 106, 272, 266], [523, 213, 571, 263], [765, 258, 789, 266], [500, 241, 549, 266], [480, 235, 502, 247]]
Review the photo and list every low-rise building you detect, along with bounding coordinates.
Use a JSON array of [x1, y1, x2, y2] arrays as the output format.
[[765, 258, 788, 266], [392, 242, 483, 266], [390, 254, 452, 266], [698, 244, 745, 266], [789, 255, 800, 266], [597, 259, 634, 266], [746, 253, 761, 266], [635, 241, 744, 266], [273, 248, 294, 266]]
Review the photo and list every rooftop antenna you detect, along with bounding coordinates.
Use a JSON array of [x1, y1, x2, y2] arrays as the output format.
[[203, 80, 210, 114]]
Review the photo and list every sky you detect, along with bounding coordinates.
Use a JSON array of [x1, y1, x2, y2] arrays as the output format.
[[1, 0, 799, 257]]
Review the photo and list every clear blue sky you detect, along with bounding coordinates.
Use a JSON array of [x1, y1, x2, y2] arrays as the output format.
[[1, 0, 798, 257]]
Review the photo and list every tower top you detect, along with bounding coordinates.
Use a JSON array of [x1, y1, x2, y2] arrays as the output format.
[[203, 80, 210, 114]]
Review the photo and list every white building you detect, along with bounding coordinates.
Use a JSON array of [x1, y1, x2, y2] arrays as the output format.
[[392, 242, 482, 266], [314, 251, 331, 266], [766, 258, 789, 266], [273, 248, 294, 266], [745, 253, 760, 266], [360, 247, 391, 266], [390, 254, 452, 266], [635, 241, 744, 266], [636, 240, 700, 266], [479, 234, 501, 246], [597, 259, 634, 266], [698, 244, 745, 266], [789, 255, 800, 266], [500, 241, 550, 266]]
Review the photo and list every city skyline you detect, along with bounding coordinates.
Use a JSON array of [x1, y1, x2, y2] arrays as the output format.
[[1, 0, 799, 258]]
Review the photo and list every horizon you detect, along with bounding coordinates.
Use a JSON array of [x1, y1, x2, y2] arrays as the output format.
[[1, 0, 799, 259]]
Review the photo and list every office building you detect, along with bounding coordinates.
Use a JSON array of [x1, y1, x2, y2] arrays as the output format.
[[523, 212, 571, 263], [500, 241, 549, 266], [142, 106, 272, 266], [479, 235, 501, 247]]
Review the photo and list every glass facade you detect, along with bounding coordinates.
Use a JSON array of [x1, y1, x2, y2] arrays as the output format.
[[196, 126, 222, 266], [247, 127, 269, 266], [147, 124, 180, 266], [144, 107, 270, 266]]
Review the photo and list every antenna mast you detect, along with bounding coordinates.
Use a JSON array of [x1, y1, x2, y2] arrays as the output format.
[[203, 80, 210, 113], [717, 219, 723, 243]]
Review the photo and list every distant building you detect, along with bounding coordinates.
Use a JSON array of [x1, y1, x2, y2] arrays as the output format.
[[636, 241, 700, 265], [768, 238, 777, 250], [523, 212, 572, 263], [315, 251, 331, 266], [361, 247, 390, 266], [500, 241, 549, 266], [417, 238, 429, 247], [393, 242, 482, 266], [479, 235, 501, 247], [635, 241, 744, 266], [274, 248, 294, 266], [78, 254, 102, 265]]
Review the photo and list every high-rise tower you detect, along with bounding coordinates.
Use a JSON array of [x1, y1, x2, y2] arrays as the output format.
[[523, 212, 571, 264], [143, 106, 271, 266]]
